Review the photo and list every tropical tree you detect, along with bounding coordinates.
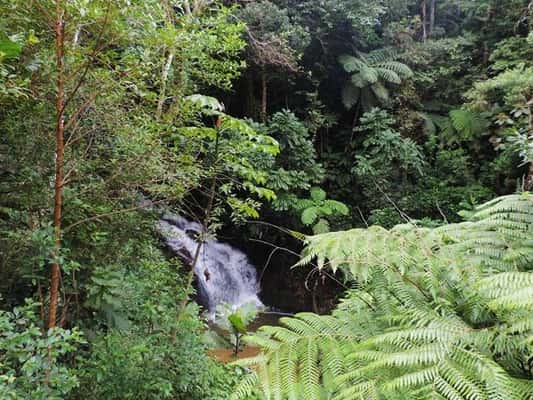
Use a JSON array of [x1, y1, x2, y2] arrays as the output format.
[[0, 0, 248, 329], [262, 110, 325, 210], [237, 0, 309, 121], [339, 48, 413, 112]]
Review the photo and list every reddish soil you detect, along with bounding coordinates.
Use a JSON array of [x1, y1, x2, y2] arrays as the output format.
[[208, 346, 261, 363]]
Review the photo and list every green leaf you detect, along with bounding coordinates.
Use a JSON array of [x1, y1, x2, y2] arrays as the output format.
[[341, 84, 360, 109], [313, 219, 330, 234], [229, 313, 247, 334], [310, 187, 327, 202], [301, 207, 319, 225], [359, 65, 378, 84], [338, 55, 365, 73], [185, 94, 224, 113], [0, 33, 22, 60], [449, 109, 489, 139], [370, 82, 389, 103]]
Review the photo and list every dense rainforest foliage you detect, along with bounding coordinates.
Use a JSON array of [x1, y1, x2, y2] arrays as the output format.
[[0, 0, 532, 399]]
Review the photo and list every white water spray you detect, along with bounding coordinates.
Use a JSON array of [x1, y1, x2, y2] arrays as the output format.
[[157, 215, 263, 316]]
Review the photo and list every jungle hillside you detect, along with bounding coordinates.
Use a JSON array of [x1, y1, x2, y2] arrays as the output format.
[[1, 1, 532, 399]]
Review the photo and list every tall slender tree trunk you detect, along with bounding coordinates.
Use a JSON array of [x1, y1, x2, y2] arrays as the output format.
[[482, 7, 492, 66], [421, 0, 427, 42], [156, 51, 174, 120], [429, 0, 436, 34], [183, 0, 192, 17], [482, 41, 490, 66], [246, 71, 254, 118], [157, 0, 177, 120], [261, 69, 267, 122], [49, 0, 66, 330]]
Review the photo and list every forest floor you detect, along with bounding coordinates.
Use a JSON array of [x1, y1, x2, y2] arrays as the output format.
[[208, 346, 261, 363], [207, 311, 283, 363]]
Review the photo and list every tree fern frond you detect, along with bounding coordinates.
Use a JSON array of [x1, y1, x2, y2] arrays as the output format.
[[375, 67, 401, 84], [301, 338, 321, 400], [438, 359, 486, 400], [243, 333, 283, 352], [506, 316, 533, 335], [355, 343, 450, 368], [480, 272, 533, 296], [270, 351, 283, 400], [338, 49, 412, 109], [434, 375, 466, 400], [449, 109, 489, 139], [370, 82, 389, 103], [339, 55, 365, 73], [234, 195, 533, 400], [231, 369, 259, 400], [359, 65, 379, 84], [341, 84, 360, 109], [279, 341, 299, 400], [333, 380, 378, 400], [365, 47, 400, 64], [488, 287, 533, 311], [376, 61, 413, 78], [384, 367, 439, 392]]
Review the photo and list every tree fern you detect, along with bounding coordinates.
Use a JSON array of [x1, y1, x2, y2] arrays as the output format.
[[449, 108, 489, 140], [339, 48, 413, 111], [233, 194, 533, 400]]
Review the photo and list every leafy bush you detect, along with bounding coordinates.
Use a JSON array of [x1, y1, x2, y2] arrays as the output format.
[[74, 323, 237, 400], [73, 243, 252, 400], [261, 110, 325, 203], [0, 300, 83, 400], [352, 108, 425, 184], [368, 207, 405, 228], [490, 36, 533, 72], [293, 187, 349, 234]]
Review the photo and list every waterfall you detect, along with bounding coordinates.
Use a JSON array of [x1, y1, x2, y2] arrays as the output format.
[[157, 215, 264, 316]]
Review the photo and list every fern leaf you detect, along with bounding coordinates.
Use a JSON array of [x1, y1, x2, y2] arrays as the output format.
[[375, 67, 401, 84], [234, 194, 533, 400], [376, 61, 413, 78], [449, 109, 489, 139], [339, 55, 365, 73], [341, 84, 360, 109]]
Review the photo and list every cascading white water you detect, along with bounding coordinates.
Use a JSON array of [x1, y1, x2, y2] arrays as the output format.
[[157, 215, 264, 316]]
